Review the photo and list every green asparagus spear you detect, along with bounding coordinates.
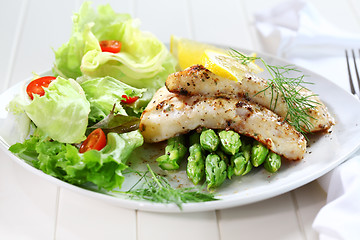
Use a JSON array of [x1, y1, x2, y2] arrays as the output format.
[[242, 160, 253, 176], [227, 165, 235, 179], [230, 152, 247, 176], [218, 130, 242, 155], [240, 137, 252, 162], [237, 136, 253, 176], [263, 151, 282, 173], [216, 148, 234, 179], [205, 153, 227, 189], [216, 149, 229, 164], [187, 132, 205, 185], [187, 143, 205, 185], [251, 140, 269, 167], [156, 135, 187, 170], [227, 135, 252, 178], [200, 129, 220, 152]]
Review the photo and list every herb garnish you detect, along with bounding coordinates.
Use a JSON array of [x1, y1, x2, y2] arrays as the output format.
[[229, 49, 319, 134], [121, 164, 218, 210]]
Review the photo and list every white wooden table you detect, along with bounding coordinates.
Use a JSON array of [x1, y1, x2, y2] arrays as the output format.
[[1, 0, 359, 239]]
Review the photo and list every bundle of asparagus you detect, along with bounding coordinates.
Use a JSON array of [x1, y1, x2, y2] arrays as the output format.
[[156, 128, 281, 190]]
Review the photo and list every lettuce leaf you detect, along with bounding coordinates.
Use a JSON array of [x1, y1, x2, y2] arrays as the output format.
[[80, 76, 145, 124], [53, 1, 177, 99], [52, 2, 109, 79], [9, 131, 143, 191], [23, 77, 90, 143]]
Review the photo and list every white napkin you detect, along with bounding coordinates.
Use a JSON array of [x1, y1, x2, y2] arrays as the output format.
[[255, 0, 360, 92], [255, 0, 360, 239], [314, 152, 360, 240]]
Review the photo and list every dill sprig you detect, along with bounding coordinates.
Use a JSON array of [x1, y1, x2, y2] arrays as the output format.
[[121, 164, 218, 210], [229, 49, 319, 134]]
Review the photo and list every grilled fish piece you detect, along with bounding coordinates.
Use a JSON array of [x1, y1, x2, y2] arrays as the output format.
[[165, 65, 335, 133], [140, 87, 306, 160]]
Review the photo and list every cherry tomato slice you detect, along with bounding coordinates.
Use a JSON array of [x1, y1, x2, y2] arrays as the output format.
[[26, 76, 56, 100], [99, 40, 122, 53], [121, 95, 139, 104], [79, 128, 107, 153]]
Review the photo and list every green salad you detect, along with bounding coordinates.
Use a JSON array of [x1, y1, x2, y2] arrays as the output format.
[[7, 2, 177, 191], [6, 2, 284, 208]]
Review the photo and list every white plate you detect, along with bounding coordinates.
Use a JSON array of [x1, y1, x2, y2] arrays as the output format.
[[1, 52, 360, 213]]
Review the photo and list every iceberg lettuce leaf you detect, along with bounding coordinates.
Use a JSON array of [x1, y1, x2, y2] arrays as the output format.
[[53, 2, 105, 79], [80, 76, 146, 124], [53, 1, 177, 101], [23, 77, 90, 143]]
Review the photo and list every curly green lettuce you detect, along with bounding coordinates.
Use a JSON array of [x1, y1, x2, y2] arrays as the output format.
[[9, 130, 143, 190]]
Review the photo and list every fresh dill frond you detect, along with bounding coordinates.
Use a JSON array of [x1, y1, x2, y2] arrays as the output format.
[[229, 48, 319, 134], [120, 164, 218, 210], [229, 49, 259, 65]]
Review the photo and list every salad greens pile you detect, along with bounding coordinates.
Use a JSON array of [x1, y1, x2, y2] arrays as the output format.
[[80, 76, 146, 125], [53, 1, 177, 109], [10, 130, 143, 190], [7, 1, 177, 191]]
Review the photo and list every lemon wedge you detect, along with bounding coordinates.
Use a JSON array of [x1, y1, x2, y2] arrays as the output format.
[[170, 35, 225, 70], [201, 50, 239, 81], [170, 36, 263, 81], [201, 50, 263, 82]]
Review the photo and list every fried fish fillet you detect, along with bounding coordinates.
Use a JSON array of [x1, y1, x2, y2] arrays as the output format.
[[140, 87, 306, 160], [165, 65, 335, 132]]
